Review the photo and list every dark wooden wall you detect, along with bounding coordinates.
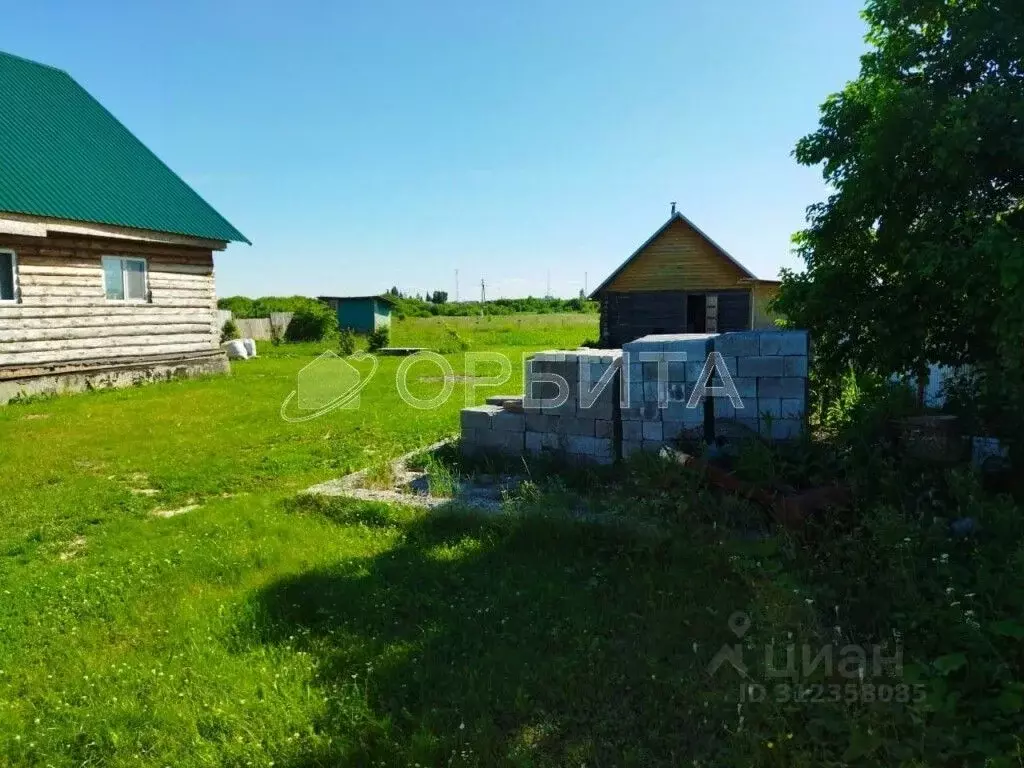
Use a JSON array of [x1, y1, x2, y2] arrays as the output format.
[[599, 289, 751, 347]]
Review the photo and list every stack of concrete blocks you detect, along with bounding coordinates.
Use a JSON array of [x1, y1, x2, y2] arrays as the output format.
[[710, 330, 809, 441], [459, 401, 527, 457], [521, 349, 622, 465], [619, 334, 717, 458]]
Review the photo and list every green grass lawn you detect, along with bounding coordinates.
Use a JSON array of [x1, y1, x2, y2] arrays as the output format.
[[0, 313, 806, 766], [390, 312, 598, 350]]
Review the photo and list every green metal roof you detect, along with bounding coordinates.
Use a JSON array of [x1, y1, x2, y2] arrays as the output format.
[[0, 51, 248, 244]]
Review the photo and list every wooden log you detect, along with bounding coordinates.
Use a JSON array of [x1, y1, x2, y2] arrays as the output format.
[[0, 324, 214, 342], [0, 305, 215, 320], [0, 341, 216, 366], [10, 297, 215, 308], [0, 333, 216, 353]]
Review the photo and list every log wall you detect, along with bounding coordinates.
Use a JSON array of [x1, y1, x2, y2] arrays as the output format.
[[0, 233, 219, 369]]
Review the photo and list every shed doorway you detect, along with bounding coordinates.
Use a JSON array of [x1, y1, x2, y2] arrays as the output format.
[[686, 294, 706, 333]]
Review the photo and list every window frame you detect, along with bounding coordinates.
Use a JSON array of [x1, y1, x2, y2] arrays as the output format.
[[101, 255, 149, 303], [0, 248, 18, 303]]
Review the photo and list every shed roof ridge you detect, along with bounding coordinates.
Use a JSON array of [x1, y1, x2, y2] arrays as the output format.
[[589, 211, 757, 298]]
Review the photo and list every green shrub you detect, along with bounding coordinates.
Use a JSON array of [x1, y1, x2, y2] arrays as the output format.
[[220, 318, 240, 343], [367, 326, 390, 351], [284, 303, 337, 343], [437, 322, 471, 354], [338, 328, 357, 356]]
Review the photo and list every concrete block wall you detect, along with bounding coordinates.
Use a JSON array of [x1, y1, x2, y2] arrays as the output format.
[[520, 350, 622, 464], [620, 334, 716, 457], [458, 330, 809, 463], [460, 404, 527, 457], [710, 330, 809, 441]]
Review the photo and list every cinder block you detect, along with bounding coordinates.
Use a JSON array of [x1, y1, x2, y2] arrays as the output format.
[[660, 334, 716, 359], [781, 397, 805, 419], [758, 377, 805, 399], [627, 362, 643, 383], [666, 382, 687, 402], [566, 435, 600, 455], [626, 379, 644, 407], [595, 419, 614, 438], [642, 421, 664, 441], [731, 377, 758, 399], [641, 439, 667, 454], [667, 361, 687, 381], [580, 376, 617, 404], [541, 398, 576, 416], [759, 331, 808, 357], [757, 398, 783, 418], [783, 355, 808, 377], [685, 360, 707, 382], [732, 395, 755, 415], [770, 419, 802, 441], [525, 431, 559, 454], [623, 338, 663, 355], [714, 331, 761, 357], [713, 397, 736, 419], [555, 417, 596, 437], [476, 429, 507, 449], [499, 431, 525, 453], [642, 361, 661, 380], [665, 400, 705, 423], [622, 420, 643, 441], [576, 401, 613, 420], [712, 355, 739, 376], [640, 402, 661, 420], [525, 378, 563, 404], [525, 412, 551, 433], [621, 406, 643, 421], [738, 356, 785, 377], [643, 381, 665, 403], [461, 405, 501, 431], [492, 410, 526, 432]]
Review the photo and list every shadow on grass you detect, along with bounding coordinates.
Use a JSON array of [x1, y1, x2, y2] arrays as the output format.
[[243, 497, 752, 766]]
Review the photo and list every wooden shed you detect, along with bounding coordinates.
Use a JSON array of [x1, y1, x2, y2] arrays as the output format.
[[0, 51, 247, 403], [318, 295, 394, 333], [589, 209, 781, 347]]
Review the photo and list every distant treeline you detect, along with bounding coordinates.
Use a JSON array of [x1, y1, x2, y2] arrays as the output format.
[[217, 295, 325, 319], [218, 294, 598, 319], [390, 295, 598, 318]]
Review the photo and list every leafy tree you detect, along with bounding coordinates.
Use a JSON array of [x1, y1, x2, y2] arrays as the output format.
[[429, 290, 449, 304], [284, 303, 338, 342], [775, 0, 1024, 387]]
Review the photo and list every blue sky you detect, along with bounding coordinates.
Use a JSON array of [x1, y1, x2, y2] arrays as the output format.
[[6, 1, 866, 299]]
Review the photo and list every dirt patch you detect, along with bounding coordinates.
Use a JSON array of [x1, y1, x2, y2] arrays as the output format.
[[305, 439, 515, 514], [416, 375, 492, 383], [22, 413, 51, 421], [152, 502, 199, 519], [59, 536, 87, 561]]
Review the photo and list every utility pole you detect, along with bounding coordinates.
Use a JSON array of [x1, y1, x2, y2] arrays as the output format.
[[480, 279, 486, 316], [546, 270, 551, 299], [584, 271, 588, 295]]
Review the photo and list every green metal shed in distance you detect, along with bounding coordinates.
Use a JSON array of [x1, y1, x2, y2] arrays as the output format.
[[319, 295, 394, 333]]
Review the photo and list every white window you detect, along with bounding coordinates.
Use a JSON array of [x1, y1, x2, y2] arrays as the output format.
[[0, 249, 17, 302], [102, 256, 148, 302]]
